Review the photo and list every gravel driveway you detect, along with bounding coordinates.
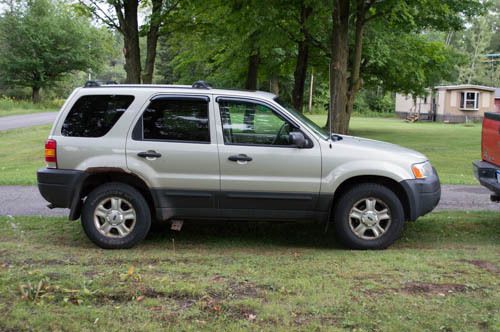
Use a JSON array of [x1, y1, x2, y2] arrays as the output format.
[[0, 112, 57, 131], [0, 184, 497, 217]]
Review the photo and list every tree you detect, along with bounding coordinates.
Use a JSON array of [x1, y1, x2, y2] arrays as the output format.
[[451, 1, 500, 87], [158, 0, 280, 89], [157, 0, 329, 113], [458, 16, 494, 84], [328, 0, 482, 134], [80, 0, 180, 84], [362, 25, 465, 96], [0, 0, 108, 102]]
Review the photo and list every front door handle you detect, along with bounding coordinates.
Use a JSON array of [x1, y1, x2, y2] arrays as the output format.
[[137, 150, 162, 159], [228, 154, 253, 162]]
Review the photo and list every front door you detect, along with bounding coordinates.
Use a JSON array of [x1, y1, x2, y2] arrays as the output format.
[[126, 95, 220, 219], [214, 97, 322, 220]]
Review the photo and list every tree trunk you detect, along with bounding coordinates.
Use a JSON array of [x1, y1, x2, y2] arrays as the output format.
[[291, 4, 312, 113], [31, 86, 41, 103], [344, 1, 367, 133], [245, 51, 260, 90], [119, 0, 141, 84], [142, 0, 163, 84], [329, 0, 350, 134]]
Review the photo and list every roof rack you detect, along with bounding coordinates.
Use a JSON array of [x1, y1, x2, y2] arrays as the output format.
[[192, 80, 211, 89], [83, 80, 213, 89], [84, 80, 118, 87]]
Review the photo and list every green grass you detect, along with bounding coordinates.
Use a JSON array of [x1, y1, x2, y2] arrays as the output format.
[[0, 125, 49, 185], [0, 98, 60, 117], [0, 117, 482, 185], [0, 212, 498, 331], [0, 107, 57, 117], [309, 115, 481, 185]]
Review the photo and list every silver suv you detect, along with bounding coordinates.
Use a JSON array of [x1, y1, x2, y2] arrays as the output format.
[[37, 82, 441, 249]]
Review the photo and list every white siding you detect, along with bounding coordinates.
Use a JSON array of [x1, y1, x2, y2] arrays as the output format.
[[482, 92, 490, 108], [437, 90, 445, 115], [450, 91, 457, 107]]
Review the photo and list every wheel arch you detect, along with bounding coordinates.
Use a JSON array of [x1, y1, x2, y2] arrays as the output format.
[[69, 169, 155, 220], [330, 175, 412, 222]]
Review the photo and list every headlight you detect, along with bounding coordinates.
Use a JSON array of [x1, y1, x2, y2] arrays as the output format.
[[411, 161, 433, 179]]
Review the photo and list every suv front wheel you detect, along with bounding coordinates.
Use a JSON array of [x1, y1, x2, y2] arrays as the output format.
[[81, 182, 151, 249], [333, 183, 405, 250]]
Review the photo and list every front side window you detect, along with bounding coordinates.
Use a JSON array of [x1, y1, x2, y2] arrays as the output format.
[[62, 95, 134, 137], [219, 99, 297, 146], [142, 98, 210, 142], [460, 92, 479, 110], [274, 97, 328, 139]]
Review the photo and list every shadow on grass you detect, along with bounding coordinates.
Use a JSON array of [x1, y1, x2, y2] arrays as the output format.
[[145, 220, 343, 250], [142, 212, 499, 250], [16, 212, 498, 251]]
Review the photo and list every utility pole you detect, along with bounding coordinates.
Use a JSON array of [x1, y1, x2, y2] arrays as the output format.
[[308, 68, 314, 113]]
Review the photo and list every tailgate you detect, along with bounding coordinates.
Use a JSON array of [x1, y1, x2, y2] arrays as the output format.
[[482, 113, 500, 167]]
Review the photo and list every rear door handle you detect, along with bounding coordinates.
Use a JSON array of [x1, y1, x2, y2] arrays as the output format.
[[228, 154, 253, 162], [137, 150, 162, 159]]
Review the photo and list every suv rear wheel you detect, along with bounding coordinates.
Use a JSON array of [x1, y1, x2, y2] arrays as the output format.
[[81, 182, 151, 249], [333, 183, 405, 250]]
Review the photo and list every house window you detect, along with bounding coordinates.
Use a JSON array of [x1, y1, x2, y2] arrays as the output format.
[[460, 92, 479, 110]]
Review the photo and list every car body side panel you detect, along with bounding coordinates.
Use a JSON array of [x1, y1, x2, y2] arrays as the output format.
[[51, 89, 152, 172], [213, 95, 322, 194], [124, 93, 220, 191], [319, 140, 415, 194]]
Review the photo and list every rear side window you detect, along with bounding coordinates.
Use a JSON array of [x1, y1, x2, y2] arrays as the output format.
[[62, 95, 134, 137], [141, 98, 210, 143]]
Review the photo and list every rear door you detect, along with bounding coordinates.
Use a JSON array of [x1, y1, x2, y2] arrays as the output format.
[[126, 94, 220, 219], [214, 97, 322, 220]]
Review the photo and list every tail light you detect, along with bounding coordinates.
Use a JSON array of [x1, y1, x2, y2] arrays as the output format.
[[45, 139, 57, 168]]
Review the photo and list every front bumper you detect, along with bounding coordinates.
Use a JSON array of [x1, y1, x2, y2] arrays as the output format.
[[400, 168, 441, 221], [37, 168, 87, 209], [473, 160, 500, 199]]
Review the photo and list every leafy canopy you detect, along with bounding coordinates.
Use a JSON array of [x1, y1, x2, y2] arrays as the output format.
[[0, 0, 110, 95]]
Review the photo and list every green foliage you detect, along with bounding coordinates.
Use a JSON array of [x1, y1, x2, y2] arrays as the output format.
[[354, 90, 395, 114], [489, 0, 500, 53], [362, 23, 466, 97], [0, 0, 111, 101], [452, 2, 500, 87]]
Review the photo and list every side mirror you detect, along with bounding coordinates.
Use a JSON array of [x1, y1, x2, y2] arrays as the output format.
[[289, 131, 306, 148]]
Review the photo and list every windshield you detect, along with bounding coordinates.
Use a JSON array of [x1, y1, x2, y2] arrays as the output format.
[[274, 97, 329, 140]]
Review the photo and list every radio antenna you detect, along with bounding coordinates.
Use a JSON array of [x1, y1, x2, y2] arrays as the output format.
[[328, 63, 333, 147]]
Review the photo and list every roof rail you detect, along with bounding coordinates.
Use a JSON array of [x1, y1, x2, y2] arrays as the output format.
[[84, 80, 118, 87], [192, 80, 211, 89]]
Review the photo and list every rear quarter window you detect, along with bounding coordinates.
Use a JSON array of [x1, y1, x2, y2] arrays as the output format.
[[61, 95, 135, 137]]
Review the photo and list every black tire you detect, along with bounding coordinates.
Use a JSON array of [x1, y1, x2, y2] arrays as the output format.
[[333, 183, 405, 250], [81, 182, 151, 249]]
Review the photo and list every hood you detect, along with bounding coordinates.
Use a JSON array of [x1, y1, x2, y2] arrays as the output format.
[[334, 135, 428, 163]]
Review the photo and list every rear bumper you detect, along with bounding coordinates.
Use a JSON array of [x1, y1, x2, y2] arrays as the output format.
[[473, 160, 500, 198], [400, 169, 441, 221], [37, 168, 87, 209]]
